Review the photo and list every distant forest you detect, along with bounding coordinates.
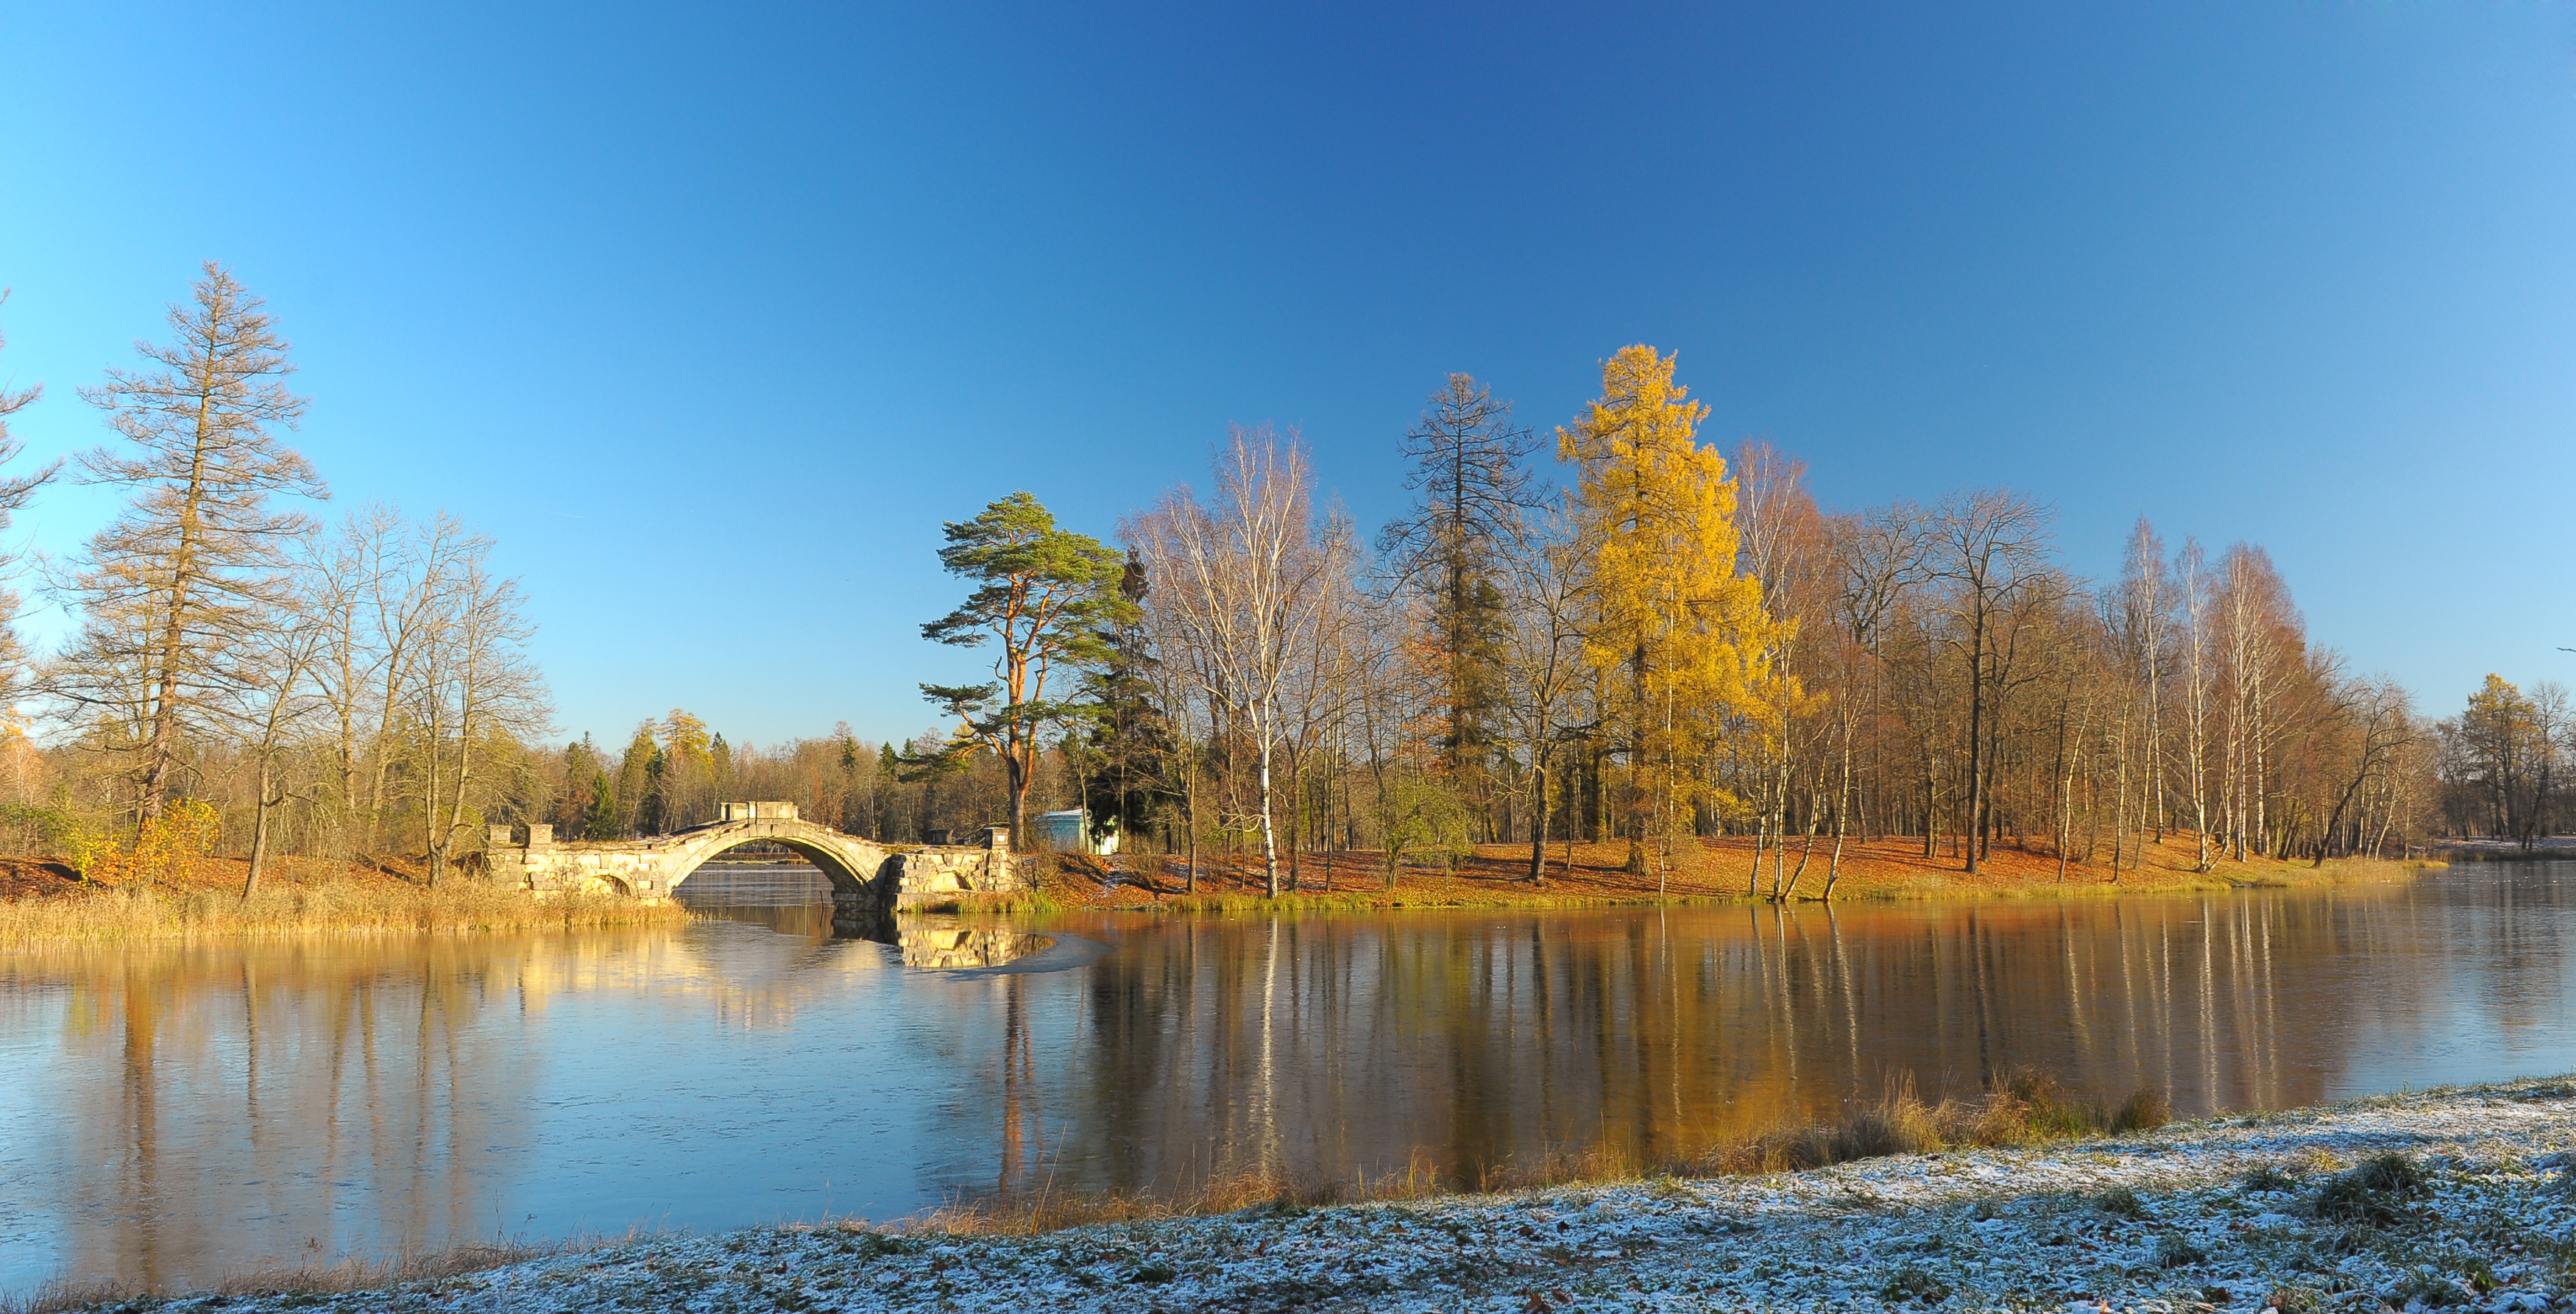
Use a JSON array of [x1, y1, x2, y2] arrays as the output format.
[[855, 347, 2463, 900]]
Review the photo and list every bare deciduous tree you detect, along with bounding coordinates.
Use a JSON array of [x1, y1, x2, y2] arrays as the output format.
[[1130, 427, 1350, 898], [1929, 490, 2051, 874], [406, 536, 550, 884], [1499, 502, 1592, 884], [214, 538, 331, 896]]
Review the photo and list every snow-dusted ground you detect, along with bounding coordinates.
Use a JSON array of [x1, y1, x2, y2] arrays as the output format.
[[110, 1077, 2576, 1313]]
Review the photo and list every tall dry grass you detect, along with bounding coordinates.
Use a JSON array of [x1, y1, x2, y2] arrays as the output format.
[[1720, 1071, 2170, 1173], [906, 888, 1064, 916], [0, 876, 690, 950]]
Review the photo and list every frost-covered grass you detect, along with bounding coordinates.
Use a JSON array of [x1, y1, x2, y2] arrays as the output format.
[[36, 1076, 2576, 1313]]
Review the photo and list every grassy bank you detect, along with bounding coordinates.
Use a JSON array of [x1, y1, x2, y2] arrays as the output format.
[[33, 1074, 2575, 1313], [0, 856, 690, 950], [1032, 833, 2442, 915]]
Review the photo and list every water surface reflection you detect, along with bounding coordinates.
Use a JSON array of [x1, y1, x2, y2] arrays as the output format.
[[4, 864, 2572, 1293]]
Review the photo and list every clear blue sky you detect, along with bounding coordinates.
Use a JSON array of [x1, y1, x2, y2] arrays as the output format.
[[2, 2, 2572, 748]]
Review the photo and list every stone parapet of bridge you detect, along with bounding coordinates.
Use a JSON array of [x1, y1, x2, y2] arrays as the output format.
[[483, 807, 1022, 928]]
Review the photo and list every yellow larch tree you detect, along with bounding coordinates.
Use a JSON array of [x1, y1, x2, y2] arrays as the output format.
[[1557, 345, 1791, 879]]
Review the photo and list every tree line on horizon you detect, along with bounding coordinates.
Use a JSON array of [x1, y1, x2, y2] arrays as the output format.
[[0, 265, 1103, 884], [900, 345, 2474, 898], [0, 270, 2533, 894], [0, 266, 548, 890]]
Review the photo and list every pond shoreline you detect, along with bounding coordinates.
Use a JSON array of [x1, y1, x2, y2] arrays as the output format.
[[39, 1074, 2575, 1313], [0, 837, 2444, 951]]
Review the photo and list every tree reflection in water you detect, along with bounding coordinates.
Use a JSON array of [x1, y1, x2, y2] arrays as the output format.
[[3, 864, 2571, 1296]]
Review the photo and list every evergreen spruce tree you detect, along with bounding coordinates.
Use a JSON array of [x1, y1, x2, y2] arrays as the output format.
[[1077, 550, 1170, 850], [614, 722, 659, 837], [581, 770, 618, 841], [1379, 374, 1540, 822]]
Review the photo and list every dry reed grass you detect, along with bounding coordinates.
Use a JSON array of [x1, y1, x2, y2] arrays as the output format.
[[906, 889, 1064, 916], [1725, 1071, 2171, 1173], [0, 1234, 623, 1314], [0, 873, 690, 950], [901, 1070, 2172, 1237]]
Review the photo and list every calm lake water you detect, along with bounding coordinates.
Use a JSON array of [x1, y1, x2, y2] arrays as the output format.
[[4, 862, 2573, 1293]]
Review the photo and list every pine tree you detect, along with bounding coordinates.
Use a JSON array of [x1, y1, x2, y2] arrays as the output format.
[[920, 491, 1131, 848]]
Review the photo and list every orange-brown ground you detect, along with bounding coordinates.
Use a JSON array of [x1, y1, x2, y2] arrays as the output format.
[[0, 852, 450, 903], [0, 856, 79, 900], [1032, 832, 2430, 910]]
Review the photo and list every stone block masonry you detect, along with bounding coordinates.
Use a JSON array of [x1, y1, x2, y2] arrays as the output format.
[[483, 808, 1025, 932]]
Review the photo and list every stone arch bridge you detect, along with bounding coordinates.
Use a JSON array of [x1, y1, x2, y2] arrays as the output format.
[[484, 803, 1024, 934]]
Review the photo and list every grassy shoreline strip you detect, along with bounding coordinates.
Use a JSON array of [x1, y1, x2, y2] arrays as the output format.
[[0, 850, 2441, 948], [23, 1073, 2576, 1313]]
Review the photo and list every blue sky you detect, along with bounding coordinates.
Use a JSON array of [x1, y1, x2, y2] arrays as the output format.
[[1, 2, 2572, 748]]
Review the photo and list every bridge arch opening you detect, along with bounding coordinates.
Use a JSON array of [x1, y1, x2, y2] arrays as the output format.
[[668, 836, 874, 899]]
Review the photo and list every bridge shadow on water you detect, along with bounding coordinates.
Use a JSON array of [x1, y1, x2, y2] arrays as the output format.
[[671, 864, 853, 939], [670, 864, 1050, 967]]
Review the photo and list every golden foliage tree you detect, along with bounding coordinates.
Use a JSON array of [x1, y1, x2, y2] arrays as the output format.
[[1557, 345, 1786, 877]]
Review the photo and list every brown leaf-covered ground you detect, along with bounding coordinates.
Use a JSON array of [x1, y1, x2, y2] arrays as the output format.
[[0, 856, 79, 901], [1033, 833, 2430, 911], [0, 852, 443, 902]]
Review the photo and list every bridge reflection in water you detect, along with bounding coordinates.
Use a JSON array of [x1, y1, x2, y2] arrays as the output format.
[[673, 865, 1050, 967], [7, 865, 2576, 1296]]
